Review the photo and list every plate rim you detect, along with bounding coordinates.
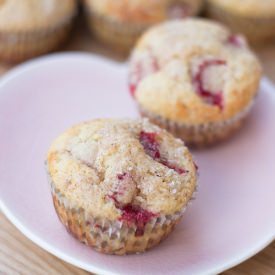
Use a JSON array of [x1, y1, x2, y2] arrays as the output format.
[[0, 53, 274, 275]]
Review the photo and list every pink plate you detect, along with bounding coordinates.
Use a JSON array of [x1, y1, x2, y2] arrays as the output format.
[[0, 53, 275, 275]]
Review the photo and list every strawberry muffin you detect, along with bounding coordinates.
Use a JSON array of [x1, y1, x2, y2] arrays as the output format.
[[129, 19, 262, 147], [206, 0, 275, 43], [83, 0, 203, 54], [0, 0, 77, 63], [46, 119, 197, 255]]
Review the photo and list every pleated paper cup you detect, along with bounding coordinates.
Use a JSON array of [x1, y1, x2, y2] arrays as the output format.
[[139, 101, 254, 147], [84, 0, 204, 54], [206, 2, 275, 44], [0, 17, 75, 63], [85, 11, 148, 55], [47, 168, 196, 255]]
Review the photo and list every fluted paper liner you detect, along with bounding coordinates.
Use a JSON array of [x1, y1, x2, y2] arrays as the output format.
[[139, 100, 254, 147], [85, 10, 148, 54], [84, 0, 204, 54], [0, 16, 75, 63], [48, 171, 196, 255], [206, 2, 275, 43]]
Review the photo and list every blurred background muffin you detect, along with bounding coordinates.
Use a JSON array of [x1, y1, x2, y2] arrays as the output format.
[[0, 0, 77, 63], [206, 0, 275, 44], [129, 19, 262, 147], [83, 0, 204, 54]]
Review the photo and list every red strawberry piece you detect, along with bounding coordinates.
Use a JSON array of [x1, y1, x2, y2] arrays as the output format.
[[193, 59, 226, 110], [227, 34, 246, 48], [168, 3, 190, 19], [119, 204, 156, 237], [139, 131, 161, 160], [129, 49, 159, 97], [139, 131, 186, 175]]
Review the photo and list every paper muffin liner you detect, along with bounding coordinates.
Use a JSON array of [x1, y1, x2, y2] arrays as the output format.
[[139, 100, 254, 147], [85, 11, 148, 54], [206, 2, 275, 43], [0, 16, 75, 63], [84, 0, 204, 54], [47, 167, 197, 255]]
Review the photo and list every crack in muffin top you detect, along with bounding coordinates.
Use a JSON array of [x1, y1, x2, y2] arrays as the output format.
[[47, 119, 197, 220], [129, 18, 262, 124]]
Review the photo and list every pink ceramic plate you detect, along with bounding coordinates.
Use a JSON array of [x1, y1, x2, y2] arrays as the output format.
[[0, 53, 275, 275]]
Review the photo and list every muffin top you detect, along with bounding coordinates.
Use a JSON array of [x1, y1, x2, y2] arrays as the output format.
[[84, 0, 203, 24], [47, 119, 197, 222], [207, 0, 275, 18], [0, 0, 76, 32], [129, 19, 262, 124]]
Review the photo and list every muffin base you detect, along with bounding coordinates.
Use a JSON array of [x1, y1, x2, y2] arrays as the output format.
[[139, 102, 254, 147], [85, 0, 204, 54], [0, 19, 74, 63], [206, 2, 275, 44], [85, 11, 147, 55], [50, 181, 189, 255]]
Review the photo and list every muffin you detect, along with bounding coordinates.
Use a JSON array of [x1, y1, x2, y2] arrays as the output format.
[[83, 0, 204, 54], [206, 0, 275, 43], [46, 118, 197, 255], [129, 19, 262, 147], [0, 0, 77, 63]]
